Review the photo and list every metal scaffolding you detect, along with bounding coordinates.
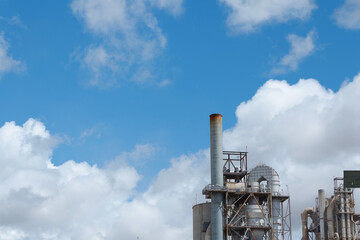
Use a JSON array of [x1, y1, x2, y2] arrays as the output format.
[[193, 115, 292, 240], [201, 151, 292, 240]]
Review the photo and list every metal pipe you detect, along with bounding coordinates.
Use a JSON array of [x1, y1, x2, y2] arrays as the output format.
[[335, 194, 339, 239], [326, 196, 336, 240], [351, 216, 356, 240], [273, 198, 282, 240], [301, 208, 313, 240], [345, 192, 351, 240], [341, 191, 346, 240], [210, 113, 224, 240], [319, 189, 326, 240]]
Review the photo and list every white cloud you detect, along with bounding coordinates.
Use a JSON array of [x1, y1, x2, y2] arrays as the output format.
[[79, 127, 96, 140], [71, 0, 182, 87], [223, 74, 360, 236], [149, 0, 183, 16], [0, 118, 204, 239], [333, 0, 360, 30], [157, 78, 171, 87], [115, 144, 157, 163], [3, 73, 360, 239], [0, 16, 27, 29], [272, 30, 316, 74], [0, 33, 24, 78], [78, 124, 104, 144], [8, 16, 27, 29], [0, 119, 140, 239], [219, 0, 316, 33]]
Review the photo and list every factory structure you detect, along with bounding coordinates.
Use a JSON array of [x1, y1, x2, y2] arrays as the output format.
[[193, 114, 292, 240], [193, 114, 360, 240], [301, 178, 360, 240]]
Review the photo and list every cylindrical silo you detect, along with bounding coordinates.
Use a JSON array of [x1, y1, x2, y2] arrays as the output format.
[[193, 202, 212, 240]]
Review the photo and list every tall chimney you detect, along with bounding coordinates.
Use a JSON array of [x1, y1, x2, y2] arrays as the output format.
[[210, 113, 224, 240], [318, 189, 326, 240]]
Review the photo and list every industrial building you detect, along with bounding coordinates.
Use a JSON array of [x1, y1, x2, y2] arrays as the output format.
[[301, 178, 360, 240], [193, 114, 292, 240]]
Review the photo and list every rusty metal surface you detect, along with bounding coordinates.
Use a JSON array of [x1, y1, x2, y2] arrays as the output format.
[[210, 113, 223, 120]]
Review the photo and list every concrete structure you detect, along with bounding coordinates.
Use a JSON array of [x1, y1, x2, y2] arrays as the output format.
[[193, 202, 211, 240]]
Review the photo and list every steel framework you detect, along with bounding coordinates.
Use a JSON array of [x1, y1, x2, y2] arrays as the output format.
[[203, 151, 292, 240]]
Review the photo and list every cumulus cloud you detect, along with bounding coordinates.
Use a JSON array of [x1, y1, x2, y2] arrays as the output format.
[[0, 118, 207, 239], [0, 33, 24, 79], [272, 30, 316, 74], [223, 74, 360, 234], [333, 0, 360, 30], [3, 73, 360, 239], [219, 0, 316, 33], [71, 0, 182, 87]]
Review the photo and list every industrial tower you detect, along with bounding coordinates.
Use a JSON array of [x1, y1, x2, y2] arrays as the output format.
[[193, 114, 292, 240], [301, 178, 360, 240]]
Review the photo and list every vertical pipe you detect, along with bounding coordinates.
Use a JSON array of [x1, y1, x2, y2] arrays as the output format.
[[341, 191, 346, 239], [353, 215, 357, 240], [210, 114, 224, 240], [335, 195, 339, 239], [345, 192, 351, 240], [327, 196, 336, 240], [319, 189, 326, 240], [273, 199, 282, 240]]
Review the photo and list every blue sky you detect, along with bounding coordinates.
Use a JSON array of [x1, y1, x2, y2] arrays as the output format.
[[1, 0, 360, 239], [1, 0, 358, 169]]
